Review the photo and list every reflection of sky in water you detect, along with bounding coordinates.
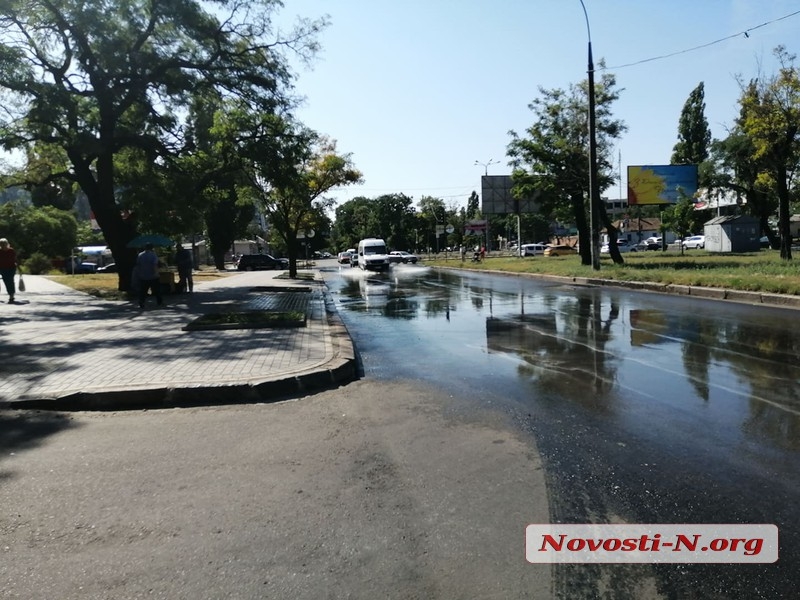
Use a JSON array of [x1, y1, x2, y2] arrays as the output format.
[[332, 267, 800, 454]]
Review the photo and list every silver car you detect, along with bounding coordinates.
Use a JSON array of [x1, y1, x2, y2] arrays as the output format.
[[682, 235, 705, 249]]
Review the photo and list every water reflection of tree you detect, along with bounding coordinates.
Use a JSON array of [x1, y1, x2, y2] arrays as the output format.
[[681, 316, 800, 450], [632, 307, 800, 450], [486, 294, 620, 409], [681, 320, 717, 401], [721, 321, 800, 451]]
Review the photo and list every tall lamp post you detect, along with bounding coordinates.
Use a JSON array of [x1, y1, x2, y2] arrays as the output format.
[[474, 159, 498, 252], [579, 0, 601, 271], [474, 159, 499, 176]]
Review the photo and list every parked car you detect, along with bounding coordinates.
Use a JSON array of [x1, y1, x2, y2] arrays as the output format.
[[637, 237, 663, 251], [64, 259, 98, 274], [600, 239, 639, 254], [682, 235, 706, 249], [388, 250, 419, 264], [520, 243, 547, 256], [543, 244, 578, 257], [337, 251, 352, 264], [236, 254, 289, 271]]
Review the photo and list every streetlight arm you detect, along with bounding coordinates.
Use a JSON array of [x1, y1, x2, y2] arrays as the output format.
[[474, 159, 499, 176]]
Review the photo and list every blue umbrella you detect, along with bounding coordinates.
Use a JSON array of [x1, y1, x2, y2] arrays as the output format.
[[126, 233, 174, 248]]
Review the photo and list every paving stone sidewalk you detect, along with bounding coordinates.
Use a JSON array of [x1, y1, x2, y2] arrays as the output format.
[[0, 271, 355, 411]]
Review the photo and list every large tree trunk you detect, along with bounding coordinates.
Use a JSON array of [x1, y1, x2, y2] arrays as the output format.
[[287, 232, 299, 278], [599, 203, 624, 265], [71, 150, 137, 291]]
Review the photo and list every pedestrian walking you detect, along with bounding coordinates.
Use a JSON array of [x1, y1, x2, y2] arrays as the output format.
[[0, 237, 18, 304], [175, 243, 194, 293], [136, 243, 162, 308]]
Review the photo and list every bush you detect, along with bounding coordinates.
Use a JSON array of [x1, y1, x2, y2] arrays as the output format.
[[24, 252, 54, 274]]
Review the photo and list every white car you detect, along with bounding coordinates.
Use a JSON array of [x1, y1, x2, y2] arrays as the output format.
[[682, 235, 706, 249], [520, 243, 547, 256], [600, 239, 638, 254], [388, 251, 419, 264]]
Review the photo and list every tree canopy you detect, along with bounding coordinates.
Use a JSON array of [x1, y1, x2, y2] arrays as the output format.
[[671, 82, 712, 167], [0, 0, 327, 287], [507, 66, 626, 265], [735, 47, 800, 260]]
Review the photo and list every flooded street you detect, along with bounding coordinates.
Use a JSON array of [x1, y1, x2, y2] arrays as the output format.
[[324, 262, 800, 598]]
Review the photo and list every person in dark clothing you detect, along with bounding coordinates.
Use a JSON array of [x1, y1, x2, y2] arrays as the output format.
[[175, 243, 194, 293]]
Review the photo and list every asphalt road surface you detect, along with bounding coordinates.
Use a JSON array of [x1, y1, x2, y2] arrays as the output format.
[[1, 380, 550, 600], [326, 262, 800, 599]]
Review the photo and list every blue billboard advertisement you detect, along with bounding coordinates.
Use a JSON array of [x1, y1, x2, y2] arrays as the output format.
[[627, 165, 698, 205]]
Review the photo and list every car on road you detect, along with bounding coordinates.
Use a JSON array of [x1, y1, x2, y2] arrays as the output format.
[[520, 243, 547, 256], [543, 244, 578, 257], [337, 251, 352, 265], [601, 239, 639, 254], [388, 250, 419, 264], [236, 254, 289, 271], [682, 235, 706, 249]]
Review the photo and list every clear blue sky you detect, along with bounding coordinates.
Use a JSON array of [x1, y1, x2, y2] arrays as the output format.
[[278, 0, 800, 210]]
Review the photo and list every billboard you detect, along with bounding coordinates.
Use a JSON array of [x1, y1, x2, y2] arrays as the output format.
[[627, 165, 698, 205], [481, 175, 539, 214]]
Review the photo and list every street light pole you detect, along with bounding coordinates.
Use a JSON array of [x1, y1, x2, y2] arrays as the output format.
[[474, 159, 499, 176], [474, 159, 500, 253], [579, 0, 601, 271]]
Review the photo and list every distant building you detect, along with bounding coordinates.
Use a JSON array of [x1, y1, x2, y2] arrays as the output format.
[[604, 217, 677, 245], [603, 197, 628, 217]]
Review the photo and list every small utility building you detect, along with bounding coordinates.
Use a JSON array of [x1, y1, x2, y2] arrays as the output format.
[[703, 215, 760, 253]]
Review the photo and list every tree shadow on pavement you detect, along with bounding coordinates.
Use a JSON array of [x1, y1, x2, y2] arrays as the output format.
[[0, 411, 80, 482]]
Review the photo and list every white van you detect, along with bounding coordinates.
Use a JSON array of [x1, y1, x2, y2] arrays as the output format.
[[357, 238, 390, 272]]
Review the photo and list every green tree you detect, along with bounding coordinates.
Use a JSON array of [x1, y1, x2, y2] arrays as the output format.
[[466, 191, 480, 219], [245, 135, 362, 278], [417, 196, 447, 252], [373, 194, 416, 250], [660, 194, 695, 256], [0, 0, 327, 288], [671, 82, 712, 168], [334, 197, 378, 250], [0, 201, 77, 258], [737, 47, 800, 260], [507, 66, 626, 265], [710, 96, 778, 247]]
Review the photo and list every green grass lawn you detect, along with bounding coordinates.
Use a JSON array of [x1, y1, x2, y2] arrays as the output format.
[[427, 249, 800, 295], [47, 269, 234, 300]]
